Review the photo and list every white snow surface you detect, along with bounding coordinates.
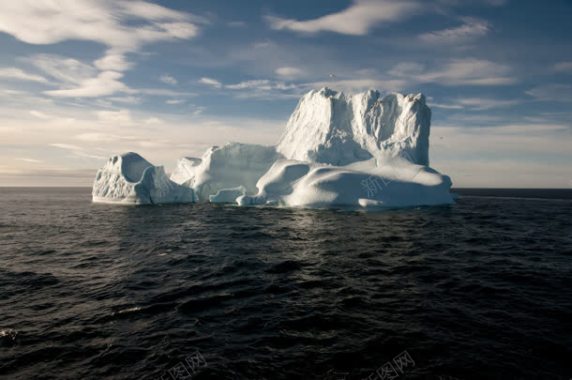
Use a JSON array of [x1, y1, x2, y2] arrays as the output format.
[[92, 152, 194, 205], [170, 142, 280, 201], [238, 158, 453, 208], [93, 88, 453, 209]]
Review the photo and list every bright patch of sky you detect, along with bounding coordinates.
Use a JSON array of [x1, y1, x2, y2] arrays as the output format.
[[0, 0, 570, 187]]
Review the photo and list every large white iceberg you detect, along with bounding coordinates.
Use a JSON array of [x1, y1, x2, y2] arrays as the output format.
[[92, 88, 454, 208], [92, 152, 194, 205]]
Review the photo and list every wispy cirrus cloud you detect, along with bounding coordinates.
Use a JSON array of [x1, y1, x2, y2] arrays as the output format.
[[160, 74, 178, 85], [224, 80, 302, 99], [198, 77, 223, 88], [166, 99, 186, 105], [553, 61, 572, 73], [275, 66, 305, 79], [16, 157, 44, 163], [0, 67, 48, 83], [525, 84, 572, 102], [266, 0, 422, 36], [419, 17, 490, 45], [45, 71, 132, 98], [430, 97, 520, 110], [26, 55, 96, 84], [390, 58, 515, 86]]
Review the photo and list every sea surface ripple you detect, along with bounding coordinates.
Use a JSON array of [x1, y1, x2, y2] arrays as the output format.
[[0, 188, 571, 379]]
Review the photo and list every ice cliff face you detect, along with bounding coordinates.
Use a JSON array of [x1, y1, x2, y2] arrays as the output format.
[[277, 88, 430, 166], [92, 152, 194, 205]]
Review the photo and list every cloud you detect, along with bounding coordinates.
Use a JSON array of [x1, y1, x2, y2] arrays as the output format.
[[29, 110, 52, 120], [191, 106, 205, 116], [266, 0, 422, 36], [108, 96, 141, 105], [0, 1, 202, 98], [199, 77, 222, 88], [28, 109, 75, 124], [0, 1, 201, 50], [225, 80, 298, 91], [75, 133, 122, 143], [95, 109, 133, 125], [45, 71, 131, 98], [526, 84, 572, 102], [166, 99, 185, 105], [94, 52, 133, 71], [50, 142, 106, 160], [390, 58, 515, 86], [0, 67, 48, 83], [430, 97, 520, 110], [160, 74, 178, 85], [275, 66, 304, 78], [224, 80, 303, 99], [419, 17, 490, 45], [120, 1, 195, 21], [308, 78, 407, 93], [27, 54, 132, 98], [16, 158, 43, 163], [27, 54, 96, 84], [50, 143, 84, 151], [144, 117, 163, 125], [553, 61, 572, 73], [138, 88, 197, 97], [225, 80, 272, 90]]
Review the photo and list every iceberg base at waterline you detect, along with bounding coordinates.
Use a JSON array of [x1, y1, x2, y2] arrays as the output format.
[[91, 88, 454, 209], [92, 153, 195, 205], [237, 158, 453, 209]]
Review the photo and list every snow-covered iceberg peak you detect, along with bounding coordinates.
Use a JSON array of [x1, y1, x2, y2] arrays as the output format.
[[276, 88, 431, 166], [92, 152, 194, 205]]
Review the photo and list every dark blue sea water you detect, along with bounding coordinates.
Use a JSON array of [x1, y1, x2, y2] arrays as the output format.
[[1, 187, 571, 380]]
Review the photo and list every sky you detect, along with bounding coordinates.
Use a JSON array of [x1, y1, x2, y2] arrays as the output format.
[[0, 0, 571, 188]]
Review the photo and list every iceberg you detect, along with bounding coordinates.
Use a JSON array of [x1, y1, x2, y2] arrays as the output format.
[[92, 152, 195, 205], [92, 88, 454, 209]]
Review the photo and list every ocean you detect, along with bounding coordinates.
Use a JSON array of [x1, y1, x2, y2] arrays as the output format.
[[0, 187, 571, 379]]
